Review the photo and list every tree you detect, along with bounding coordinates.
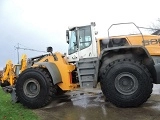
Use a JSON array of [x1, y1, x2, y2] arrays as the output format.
[[150, 19, 160, 35]]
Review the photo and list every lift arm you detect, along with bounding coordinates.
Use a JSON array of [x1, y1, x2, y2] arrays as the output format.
[[20, 54, 27, 73], [0, 60, 16, 86]]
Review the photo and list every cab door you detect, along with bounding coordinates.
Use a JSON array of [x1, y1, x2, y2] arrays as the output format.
[[78, 25, 97, 59], [67, 29, 79, 62]]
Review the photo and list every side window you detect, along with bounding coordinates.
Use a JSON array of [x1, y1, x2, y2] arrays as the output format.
[[68, 31, 77, 55], [79, 27, 92, 50]]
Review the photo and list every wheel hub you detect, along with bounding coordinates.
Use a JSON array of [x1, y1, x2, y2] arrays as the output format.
[[23, 79, 40, 98], [115, 72, 138, 95]]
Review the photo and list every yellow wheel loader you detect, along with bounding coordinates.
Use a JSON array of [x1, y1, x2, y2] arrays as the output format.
[[0, 54, 27, 95], [1, 60, 16, 88], [2, 22, 160, 109]]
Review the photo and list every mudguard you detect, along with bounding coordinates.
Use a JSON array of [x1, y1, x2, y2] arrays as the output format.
[[35, 62, 62, 84], [99, 45, 152, 60]]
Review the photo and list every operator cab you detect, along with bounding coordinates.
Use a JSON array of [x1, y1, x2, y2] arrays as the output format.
[[66, 22, 98, 62]]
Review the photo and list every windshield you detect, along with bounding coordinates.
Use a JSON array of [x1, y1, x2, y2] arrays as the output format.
[[68, 30, 77, 55]]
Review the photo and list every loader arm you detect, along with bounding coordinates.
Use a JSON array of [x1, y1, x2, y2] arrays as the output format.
[[19, 54, 27, 73], [0, 54, 27, 87], [1, 60, 15, 86]]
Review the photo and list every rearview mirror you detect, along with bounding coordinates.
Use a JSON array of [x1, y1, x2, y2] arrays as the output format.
[[47, 46, 53, 52], [66, 30, 69, 44]]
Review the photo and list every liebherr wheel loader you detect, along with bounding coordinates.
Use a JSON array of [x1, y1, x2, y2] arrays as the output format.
[[1, 22, 160, 109]]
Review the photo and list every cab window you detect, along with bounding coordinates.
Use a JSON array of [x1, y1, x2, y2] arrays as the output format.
[[68, 30, 77, 55], [79, 26, 92, 50]]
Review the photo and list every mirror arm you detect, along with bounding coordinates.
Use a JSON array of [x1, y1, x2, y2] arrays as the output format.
[[66, 30, 69, 44]]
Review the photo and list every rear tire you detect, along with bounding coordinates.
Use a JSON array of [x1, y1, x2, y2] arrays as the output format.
[[100, 58, 153, 108], [16, 67, 54, 109]]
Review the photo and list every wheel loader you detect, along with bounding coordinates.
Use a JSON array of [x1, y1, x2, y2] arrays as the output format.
[[0, 54, 27, 93], [1, 22, 160, 109]]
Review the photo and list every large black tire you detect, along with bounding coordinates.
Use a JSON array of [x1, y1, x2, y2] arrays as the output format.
[[54, 85, 66, 95], [15, 67, 54, 109], [100, 58, 153, 108]]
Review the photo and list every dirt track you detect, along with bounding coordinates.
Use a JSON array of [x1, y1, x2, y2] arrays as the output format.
[[34, 85, 160, 120]]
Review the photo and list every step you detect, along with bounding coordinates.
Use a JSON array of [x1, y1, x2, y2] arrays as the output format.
[[80, 80, 95, 82], [79, 72, 95, 76], [76, 57, 99, 88], [78, 58, 98, 63], [81, 81, 94, 88], [78, 66, 95, 69]]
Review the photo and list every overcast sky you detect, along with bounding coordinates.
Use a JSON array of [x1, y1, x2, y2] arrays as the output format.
[[0, 0, 159, 69]]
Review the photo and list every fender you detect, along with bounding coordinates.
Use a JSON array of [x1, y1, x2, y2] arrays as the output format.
[[35, 62, 62, 84], [99, 45, 152, 60]]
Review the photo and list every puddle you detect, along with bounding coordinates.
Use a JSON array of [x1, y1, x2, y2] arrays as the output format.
[[34, 86, 160, 120]]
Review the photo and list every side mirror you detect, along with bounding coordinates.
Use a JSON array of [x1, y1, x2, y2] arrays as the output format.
[[47, 46, 53, 52], [66, 30, 69, 44], [91, 22, 96, 26]]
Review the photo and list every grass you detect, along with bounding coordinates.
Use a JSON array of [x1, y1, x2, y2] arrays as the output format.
[[0, 88, 39, 120]]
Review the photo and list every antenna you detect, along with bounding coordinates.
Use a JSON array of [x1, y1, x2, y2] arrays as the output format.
[[14, 43, 46, 64], [16, 43, 20, 64]]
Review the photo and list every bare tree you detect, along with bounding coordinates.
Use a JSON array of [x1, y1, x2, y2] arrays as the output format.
[[150, 19, 160, 35]]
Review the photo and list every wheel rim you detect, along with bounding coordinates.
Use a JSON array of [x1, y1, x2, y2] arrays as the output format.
[[115, 72, 138, 95], [23, 78, 40, 98]]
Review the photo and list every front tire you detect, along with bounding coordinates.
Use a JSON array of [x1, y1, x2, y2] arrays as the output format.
[[100, 59, 153, 108], [16, 68, 54, 109]]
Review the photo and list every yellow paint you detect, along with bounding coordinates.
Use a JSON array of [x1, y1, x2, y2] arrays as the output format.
[[1, 60, 16, 86], [127, 35, 160, 55], [20, 54, 27, 73], [0, 54, 28, 86], [97, 35, 160, 56], [36, 52, 77, 90]]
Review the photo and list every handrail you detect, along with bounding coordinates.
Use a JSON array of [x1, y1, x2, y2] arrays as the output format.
[[107, 22, 145, 46]]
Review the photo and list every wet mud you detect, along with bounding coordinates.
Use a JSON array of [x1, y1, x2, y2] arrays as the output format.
[[34, 85, 160, 120]]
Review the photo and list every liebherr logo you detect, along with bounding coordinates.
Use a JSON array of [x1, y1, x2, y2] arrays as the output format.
[[143, 39, 160, 46]]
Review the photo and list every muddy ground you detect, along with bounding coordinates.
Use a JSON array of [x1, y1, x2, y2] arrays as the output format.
[[34, 85, 160, 120]]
